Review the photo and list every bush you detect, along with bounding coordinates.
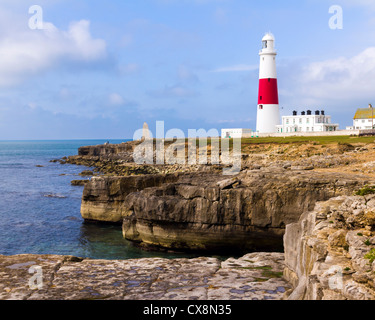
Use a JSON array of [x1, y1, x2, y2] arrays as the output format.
[[355, 185, 375, 196], [364, 248, 375, 264], [364, 239, 372, 246]]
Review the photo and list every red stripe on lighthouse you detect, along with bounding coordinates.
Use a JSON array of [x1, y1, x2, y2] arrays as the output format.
[[258, 78, 279, 105]]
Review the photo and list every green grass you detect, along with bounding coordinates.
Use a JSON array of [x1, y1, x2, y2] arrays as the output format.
[[237, 265, 284, 279], [241, 135, 375, 146], [167, 136, 375, 153], [364, 239, 372, 246], [355, 185, 375, 196], [364, 248, 375, 264]]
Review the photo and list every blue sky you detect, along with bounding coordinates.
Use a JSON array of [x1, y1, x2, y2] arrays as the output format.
[[0, 0, 375, 139]]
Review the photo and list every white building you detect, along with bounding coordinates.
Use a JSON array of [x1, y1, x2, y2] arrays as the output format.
[[276, 110, 339, 134], [352, 106, 375, 130], [221, 128, 252, 139]]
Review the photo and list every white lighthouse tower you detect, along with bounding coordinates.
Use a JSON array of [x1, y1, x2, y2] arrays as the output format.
[[256, 33, 280, 133]]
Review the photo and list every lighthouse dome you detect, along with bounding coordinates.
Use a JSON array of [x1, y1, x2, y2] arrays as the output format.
[[261, 32, 276, 52], [262, 33, 275, 42]]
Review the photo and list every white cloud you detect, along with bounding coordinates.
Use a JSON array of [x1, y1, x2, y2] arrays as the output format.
[[119, 63, 140, 75], [119, 34, 133, 47], [339, 0, 375, 9], [280, 47, 375, 112], [109, 93, 125, 106], [0, 16, 107, 87], [177, 65, 199, 83], [301, 48, 375, 99], [59, 87, 72, 100], [212, 64, 258, 73], [148, 84, 197, 98]]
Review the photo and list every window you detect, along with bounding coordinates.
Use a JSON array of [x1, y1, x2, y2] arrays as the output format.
[[307, 118, 310, 124], [259, 105, 263, 110], [299, 118, 302, 124], [286, 119, 289, 124]]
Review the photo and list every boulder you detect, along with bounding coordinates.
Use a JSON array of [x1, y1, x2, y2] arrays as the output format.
[[71, 180, 90, 186]]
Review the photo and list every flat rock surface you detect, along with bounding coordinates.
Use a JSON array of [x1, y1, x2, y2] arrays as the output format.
[[0, 252, 289, 300]]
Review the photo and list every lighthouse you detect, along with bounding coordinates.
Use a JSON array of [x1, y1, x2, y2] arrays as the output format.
[[256, 33, 280, 134]]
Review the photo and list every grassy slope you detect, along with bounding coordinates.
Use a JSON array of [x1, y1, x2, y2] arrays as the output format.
[[241, 136, 375, 145]]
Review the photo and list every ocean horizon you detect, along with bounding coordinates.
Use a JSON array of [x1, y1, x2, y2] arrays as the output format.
[[0, 140, 205, 260]]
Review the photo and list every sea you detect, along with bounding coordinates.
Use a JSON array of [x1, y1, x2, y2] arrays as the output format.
[[0, 140, 204, 260]]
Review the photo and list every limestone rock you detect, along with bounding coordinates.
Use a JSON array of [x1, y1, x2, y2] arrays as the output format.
[[284, 194, 375, 300], [0, 253, 290, 300], [71, 180, 89, 186], [81, 174, 180, 223], [120, 170, 370, 253], [328, 230, 348, 248]]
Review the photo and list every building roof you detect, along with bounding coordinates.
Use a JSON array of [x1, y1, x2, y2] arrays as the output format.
[[262, 33, 275, 42], [354, 108, 375, 120]]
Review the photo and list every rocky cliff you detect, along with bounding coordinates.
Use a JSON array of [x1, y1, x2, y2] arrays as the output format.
[[78, 141, 138, 161], [121, 169, 371, 253], [283, 189, 375, 300], [37, 139, 375, 300], [79, 156, 372, 253], [81, 173, 180, 223]]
